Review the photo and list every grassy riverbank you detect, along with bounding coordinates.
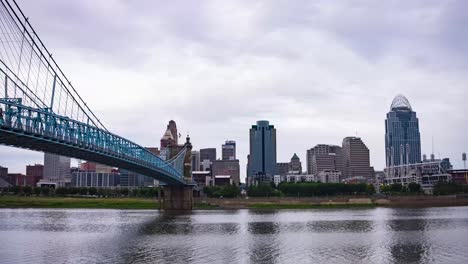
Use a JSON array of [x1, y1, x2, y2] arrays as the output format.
[[2, 195, 468, 210], [0, 196, 160, 209]]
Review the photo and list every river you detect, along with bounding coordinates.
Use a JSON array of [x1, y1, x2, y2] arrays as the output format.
[[1, 207, 467, 263]]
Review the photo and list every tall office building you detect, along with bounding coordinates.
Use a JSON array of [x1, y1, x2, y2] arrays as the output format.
[[307, 144, 343, 175], [222, 140, 236, 160], [191, 150, 201, 172], [247, 120, 277, 179], [43, 153, 71, 181], [200, 148, 217, 163], [212, 159, 240, 185], [342, 137, 374, 180], [385, 95, 421, 166]]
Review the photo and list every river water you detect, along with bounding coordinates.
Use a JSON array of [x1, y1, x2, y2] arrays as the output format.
[[1, 207, 467, 264]]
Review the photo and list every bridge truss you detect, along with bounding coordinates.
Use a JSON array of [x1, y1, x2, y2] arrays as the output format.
[[0, 0, 188, 185]]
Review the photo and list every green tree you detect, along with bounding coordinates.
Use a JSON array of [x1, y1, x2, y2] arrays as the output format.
[[88, 187, 97, 196], [433, 182, 463, 195], [22, 186, 32, 196], [365, 184, 376, 195], [407, 182, 421, 193], [120, 188, 129, 197], [33, 187, 41, 196], [79, 187, 88, 196], [390, 183, 403, 193], [247, 183, 278, 197], [55, 187, 69, 196], [40, 187, 51, 196]]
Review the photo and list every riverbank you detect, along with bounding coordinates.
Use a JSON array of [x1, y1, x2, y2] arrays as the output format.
[[0, 196, 160, 209], [1, 195, 468, 210], [196, 195, 468, 209]]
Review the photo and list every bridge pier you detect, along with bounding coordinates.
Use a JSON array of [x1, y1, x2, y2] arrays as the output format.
[[162, 185, 193, 210]]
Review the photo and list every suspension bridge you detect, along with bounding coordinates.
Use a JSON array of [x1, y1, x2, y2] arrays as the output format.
[[0, 0, 194, 208]]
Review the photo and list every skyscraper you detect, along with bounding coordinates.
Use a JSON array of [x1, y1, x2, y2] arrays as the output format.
[[43, 153, 71, 181], [222, 140, 236, 160], [191, 150, 201, 171], [212, 159, 240, 185], [306, 144, 343, 175], [247, 120, 277, 180], [385, 95, 421, 166], [342, 137, 374, 180], [200, 148, 217, 163]]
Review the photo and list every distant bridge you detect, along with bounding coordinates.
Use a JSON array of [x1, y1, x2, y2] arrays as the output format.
[[0, 0, 189, 186]]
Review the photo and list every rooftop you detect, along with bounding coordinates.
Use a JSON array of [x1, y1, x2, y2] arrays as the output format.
[[390, 94, 412, 111]]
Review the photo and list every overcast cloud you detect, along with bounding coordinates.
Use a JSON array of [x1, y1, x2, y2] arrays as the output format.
[[1, 0, 467, 179]]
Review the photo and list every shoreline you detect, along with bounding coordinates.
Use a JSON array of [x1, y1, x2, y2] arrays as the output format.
[[1, 195, 468, 210]]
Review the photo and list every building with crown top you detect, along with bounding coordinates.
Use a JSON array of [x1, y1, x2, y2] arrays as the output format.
[[385, 94, 421, 167]]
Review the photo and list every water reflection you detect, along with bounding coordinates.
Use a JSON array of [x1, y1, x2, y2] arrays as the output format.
[[248, 221, 280, 263], [1, 208, 468, 264], [306, 220, 373, 233], [387, 209, 430, 264]]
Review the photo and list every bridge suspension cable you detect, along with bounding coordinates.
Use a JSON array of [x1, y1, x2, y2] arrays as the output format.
[[0, 0, 189, 184], [0, 0, 107, 130]]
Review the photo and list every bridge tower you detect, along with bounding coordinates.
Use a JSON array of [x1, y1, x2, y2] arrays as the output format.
[[162, 135, 194, 210]]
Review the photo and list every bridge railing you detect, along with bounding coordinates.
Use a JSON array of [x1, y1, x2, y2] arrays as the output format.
[[0, 98, 184, 181]]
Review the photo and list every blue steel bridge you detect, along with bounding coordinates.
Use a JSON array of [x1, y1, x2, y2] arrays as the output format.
[[0, 0, 189, 185]]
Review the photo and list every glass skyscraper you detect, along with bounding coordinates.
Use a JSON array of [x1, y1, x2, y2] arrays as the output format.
[[248, 120, 277, 178], [385, 95, 421, 166]]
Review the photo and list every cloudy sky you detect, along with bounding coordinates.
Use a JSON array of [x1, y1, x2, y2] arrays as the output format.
[[1, 0, 467, 178]]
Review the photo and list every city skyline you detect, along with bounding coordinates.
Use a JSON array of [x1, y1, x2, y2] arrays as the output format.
[[0, 1, 467, 178]]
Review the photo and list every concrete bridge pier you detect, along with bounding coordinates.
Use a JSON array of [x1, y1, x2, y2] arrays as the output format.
[[162, 185, 193, 210]]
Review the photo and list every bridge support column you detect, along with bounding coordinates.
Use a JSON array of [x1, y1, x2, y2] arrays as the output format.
[[162, 185, 193, 210]]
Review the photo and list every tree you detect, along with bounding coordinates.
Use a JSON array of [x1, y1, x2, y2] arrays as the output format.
[[40, 187, 51, 196], [390, 183, 403, 193], [247, 183, 278, 197], [365, 184, 376, 195], [88, 187, 97, 196], [55, 187, 69, 196], [79, 187, 88, 196], [22, 186, 32, 196], [120, 188, 129, 197], [433, 182, 463, 195], [33, 187, 41, 196], [407, 182, 421, 193]]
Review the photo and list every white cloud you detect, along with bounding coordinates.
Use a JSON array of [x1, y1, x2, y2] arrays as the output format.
[[1, 0, 466, 177]]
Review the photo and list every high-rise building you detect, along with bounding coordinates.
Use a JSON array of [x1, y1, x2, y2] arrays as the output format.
[[0, 166, 7, 179], [191, 150, 201, 172], [385, 95, 421, 166], [289, 153, 302, 173], [247, 120, 277, 181], [200, 148, 217, 163], [307, 144, 343, 176], [222, 140, 236, 160], [211, 159, 240, 185], [43, 153, 71, 181], [276, 162, 289, 176], [26, 164, 44, 186], [342, 137, 374, 180]]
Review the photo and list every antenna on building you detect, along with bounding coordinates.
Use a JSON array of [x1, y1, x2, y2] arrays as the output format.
[[463, 152, 466, 170], [431, 136, 434, 156]]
